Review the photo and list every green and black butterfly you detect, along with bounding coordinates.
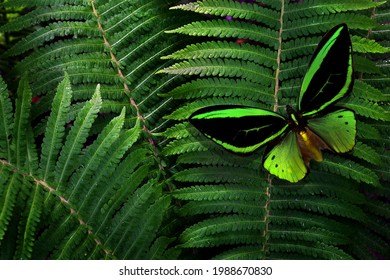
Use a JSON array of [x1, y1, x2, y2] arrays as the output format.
[[189, 24, 356, 183]]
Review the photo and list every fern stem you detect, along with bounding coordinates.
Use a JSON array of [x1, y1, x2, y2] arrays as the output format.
[[273, 0, 285, 113], [262, 175, 273, 259], [359, 4, 377, 80], [0, 158, 112, 257], [89, 0, 165, 172], [263, 0, 286, 258]]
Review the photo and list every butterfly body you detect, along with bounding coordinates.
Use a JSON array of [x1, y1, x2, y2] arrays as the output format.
[[189, 24, 356, 183]]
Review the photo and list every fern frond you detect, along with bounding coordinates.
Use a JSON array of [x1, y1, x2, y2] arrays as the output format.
[[167, 19, 278, 48], [12, 76, 32, 168], [212, 245, 265, 260], [0, 167, 23, 242], [352, 141, 381, 165], [65, 107, 126, 201], [3, 0, 90, 7], [77, 120, 142, 216], [345, 98, 389, 121], [179, 199, 265, 217], [6, 22, 100, 57], [171, 0, 279, 28], [54, 85, 102, 185], [1, 0, 388, 261], [285, 0, 385, 21], [319, 155, 379, 186], [158, 0, 389, 260], [284, 14, 376, 39], [163, 136, 208, 156], [352, 35, 389, 54], [160, 78, 274, 103], [353, 80, 389, 102], [146, 237, 180, 260], [159, 58, 274, 85], [172, 184, 262, 202], [173, 166, 262, 185], [39, 73, 72, 182], [356, 121, 381, 140], [162, 41, 276, 67], [180, 215, 264, 247], [0, 76, 13, 161], [122, 195, 171, 259], [14, 184, 44, 260], [269, 243, 353, 260], [0, 5, 92, 32]]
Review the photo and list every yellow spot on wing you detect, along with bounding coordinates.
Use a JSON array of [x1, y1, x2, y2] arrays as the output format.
[[297, 129, 329, 166]]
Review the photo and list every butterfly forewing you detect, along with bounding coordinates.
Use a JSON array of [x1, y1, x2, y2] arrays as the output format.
[[190, 106, 288, 153], [299, 24, 354, 116]]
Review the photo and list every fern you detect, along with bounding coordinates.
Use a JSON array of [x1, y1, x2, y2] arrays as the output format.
[[158, 0, 390, 260], [0, 0, 193, 259], [0, 0, 389, 260]]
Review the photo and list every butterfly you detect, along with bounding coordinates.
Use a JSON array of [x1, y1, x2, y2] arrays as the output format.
[[189, 24, 356, 183]]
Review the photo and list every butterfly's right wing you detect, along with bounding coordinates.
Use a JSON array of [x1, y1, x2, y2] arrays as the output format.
[[190, 106, 288, 153]]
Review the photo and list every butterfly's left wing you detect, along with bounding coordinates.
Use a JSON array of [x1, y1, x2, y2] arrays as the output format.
[[190, 106, 288, 153], [299, 24, 354, 116]]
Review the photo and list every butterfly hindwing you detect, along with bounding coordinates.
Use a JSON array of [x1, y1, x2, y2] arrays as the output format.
[[263, 131, 307, 183], [299, 24, 354, 116], [307, 108, 356, 153], [190, 106, 288, 153]]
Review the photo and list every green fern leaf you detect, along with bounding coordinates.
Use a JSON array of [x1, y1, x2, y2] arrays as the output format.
[[146, 237, 180, 260], [171, 0, 279, 27], [12, 76, 32, 168], [173, 166, 263, 185], [180, 215, 264, 247], [162, 41, 276, 67], [0, 168, 23, 242], [160, 77, 274, 102], [0, 76, 13, 161], [319, 155, 379, 186], [77, 120, 142, 216], [166, 19, 279, 48], [345, 98, 389, 121], [269, 243, 353, 260], [65, 107, 126, 200], [15, 184, 44, 260], [352, 141, 381, 165], [0, 5, 92, 32], [40, 74, 73, 182], [122, 196, 171, 259], [159, 58, 274, 85], [6, 22, 100, 56], [54, 84, 102, 185], [212, 245, 265, 260], [285, 0, 386, 21], [352, 35, 389, 54], [353, 80, 389, 102], [172, 184, 262, 202]]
